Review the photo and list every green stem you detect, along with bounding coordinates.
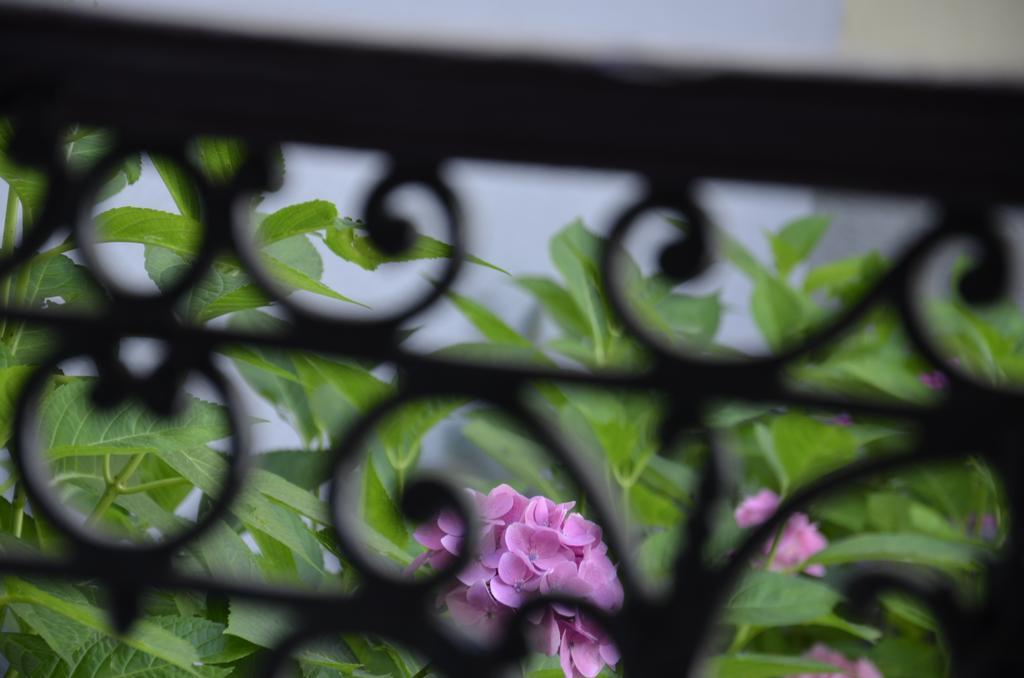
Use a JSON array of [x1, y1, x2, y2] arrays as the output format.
[[118, 477, 190, 495], [728, 624, 753, 653], [87, 453, 145, 527], [12, 483, 27, 539], [103, 453, 114, 485]]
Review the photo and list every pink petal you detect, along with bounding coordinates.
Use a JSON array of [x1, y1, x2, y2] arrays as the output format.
[[438, 509, 465, 536], [541, 561, 579, 593], [480, 547, 503, 569], [532, 528, 565, 557], [855, 658, 884, 678], [735, 489, 780, 528], [528, 497, 552, 527], [570, 635, 604, 678], [457, 560, 496, 586], [599, 641, 620, 667], [446, 589, 485, 626], [559, 630, 573, 678], [498, 551, 530, 585], [804, 563, 826, 577], [484, 490, 515, 520], [504, 523, 532, 556], [561, 514, 598, 547], [466, 580, 494, 610], [490, 578, 523, 608], [413, 523, 446, 550], [528, 610, 561, 656], [441, 534, 463, 555]]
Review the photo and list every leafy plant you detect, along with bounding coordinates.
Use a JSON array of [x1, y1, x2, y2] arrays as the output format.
[[0, 124, 1016, 677]]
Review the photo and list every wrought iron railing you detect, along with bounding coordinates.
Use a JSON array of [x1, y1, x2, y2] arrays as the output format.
[[1, 4, 1023, 676]]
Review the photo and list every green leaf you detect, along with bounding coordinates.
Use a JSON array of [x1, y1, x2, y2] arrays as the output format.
[[463, 410, 565, 499], [6, 589, 96, 664], [628, 271, 721, 345], [719, 230, 770, 280], [636, 529, 680, 582], [226, 599, 298, 649], [770, 413, 857, 490], [869, 637, 945, 678], [250, 468, 328, 524], [362, 452, 409, 548], [153, 618, 253, 671], [186, 520, 263, 583], [807, 533, 982, 570], [42, 380, 228, 458], [446, 290, 532, 348], [256, 449, 328, 492], [156, 445, 329, 577], [881, 593, 939, 632], [256, 200, 337, 246], [195, 137, 246, 185], [515, 276, 589, 338], [751, 270, 807, 351], [550, 220, 611, 359], [805, 251, 887, 305], [145, 247, 269, 322], [0, 633, 66, 677], [630, 481, 683, 526], [650, 289, 721, 344], [706, 653, 839, 678], [4, 577, 204, 675], [379, 397, 465, 471], [723, 570, 840, 626], [261, 241, 368, 308], [325, 221, 506, 273], [0, 142, 48, 225], [228, 312, 322, 445], [294, 355, 391, 413], [199, 284, 270, 322], [25, 252, 104, 309], [810, 612, 883, 642], [94, 207, 201, 255], [246, 502, 327, 585], [769, 215, 830, 277], [151, 155, 201, 220], [563, 388, 660, 475], [0, 365, 32, 447]]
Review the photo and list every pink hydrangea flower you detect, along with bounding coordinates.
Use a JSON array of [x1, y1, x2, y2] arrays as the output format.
[[735, 489, 781, 528], [919, 370, 949, 390], [735, 489, 828, 576], [410, 485, 622, 678], [791, 643, 883, 677]]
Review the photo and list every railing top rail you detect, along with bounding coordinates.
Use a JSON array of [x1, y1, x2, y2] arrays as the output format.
[[1, 2, 1022, 200]]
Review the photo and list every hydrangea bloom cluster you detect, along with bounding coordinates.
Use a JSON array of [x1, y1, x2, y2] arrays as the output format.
[[735, 489, 828, 576], [408, 484, 623, 678], [793, 643, 883, 677]]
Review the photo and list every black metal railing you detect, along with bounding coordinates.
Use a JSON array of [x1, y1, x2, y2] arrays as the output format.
[[1, 3, 1023, 676]]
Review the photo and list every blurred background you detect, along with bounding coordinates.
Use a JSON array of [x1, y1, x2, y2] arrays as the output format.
[[16, 0, 1024, 454]]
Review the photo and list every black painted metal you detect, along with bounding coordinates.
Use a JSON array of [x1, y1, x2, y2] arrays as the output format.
[[1, 3, 1023, 676]]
